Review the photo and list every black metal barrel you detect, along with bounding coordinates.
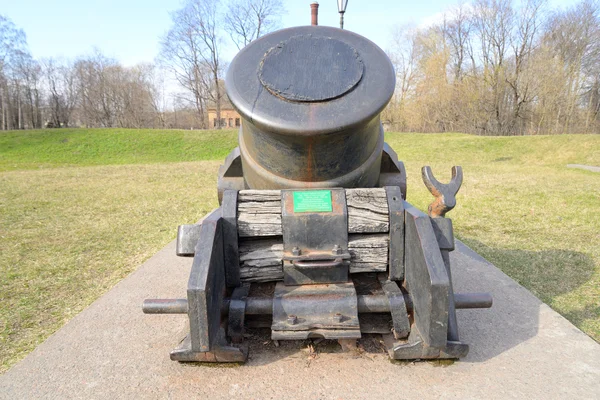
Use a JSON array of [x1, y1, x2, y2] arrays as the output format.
[[225, 26, 395, 189]]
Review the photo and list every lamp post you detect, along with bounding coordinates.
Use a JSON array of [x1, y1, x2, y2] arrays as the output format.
[[337, 0, 348, 29]]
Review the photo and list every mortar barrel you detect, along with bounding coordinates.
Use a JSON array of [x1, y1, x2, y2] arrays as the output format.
[[225, 26, 395, 189]]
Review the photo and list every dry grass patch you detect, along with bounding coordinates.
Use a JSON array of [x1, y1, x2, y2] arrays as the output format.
[[0, 161, 221, 372]]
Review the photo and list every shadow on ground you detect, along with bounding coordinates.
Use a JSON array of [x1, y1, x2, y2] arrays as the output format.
[[448, 238, 596, 363], [461, 237, 597, 340]]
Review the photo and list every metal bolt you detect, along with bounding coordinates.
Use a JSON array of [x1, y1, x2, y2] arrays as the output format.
[[287, 314, 298, 325], [333, 312, 343, 323], [292, 246, 301, 256], [332, 245, 342, 255]]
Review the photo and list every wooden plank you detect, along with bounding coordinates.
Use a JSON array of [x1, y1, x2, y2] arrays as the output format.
[[347, 234, 389, 273], [237, 189, 389, 237], [345, 188, 389, 233], [238, 234, 389, 282], [238, 190, 282, 237], [239, 238, 284, 282], [237, 213, 282, 237], [238, 190, 281, 202]]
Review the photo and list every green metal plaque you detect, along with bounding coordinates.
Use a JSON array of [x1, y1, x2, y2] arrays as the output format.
[[293, 190, 333, 213]]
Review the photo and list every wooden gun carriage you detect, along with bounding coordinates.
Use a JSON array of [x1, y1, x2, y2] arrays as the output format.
[[143, 25, 492, 363]]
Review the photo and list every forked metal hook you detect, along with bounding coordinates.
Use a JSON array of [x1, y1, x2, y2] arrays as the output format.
[[421, 166, 463, 218]]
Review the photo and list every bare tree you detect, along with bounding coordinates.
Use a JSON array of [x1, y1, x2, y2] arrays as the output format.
[[13, 52, 43, 128], [0, 15, 28, 130], [43, 58, 79, 127], [146, 65, 168, 128], [75, 51, 115, 127], [443, 3, 475, 81], [389, 25, 419, 105], [503, 0, 547, 134], [545, 0, 600, 133], [382, 25, 419, 130], [224, 0, 284, 50], [160, 0, 226, 128], [73, 50, 162, 129], [43, 58, 63, 127], [472, 0, 515, 134], [160, 9, 209, 128]]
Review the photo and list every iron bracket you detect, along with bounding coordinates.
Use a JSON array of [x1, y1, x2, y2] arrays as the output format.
[[176, 224, 203, 257], [217, 146, 246, 204], [404, 202, 449, 349], [430, 218, 455, 251], [271, 281, 361, 340], [281, 188, 350, 285], [378, 274, 410, 339], [378, 143, 407, 199], [222, 190, 241, 287], [227, 285, 250, 344], [174, 208, 249, 363], [171, 328, 247, 362], [385, 186, 405, 281]]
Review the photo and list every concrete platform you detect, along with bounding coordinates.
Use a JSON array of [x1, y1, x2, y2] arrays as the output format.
[[1, 239, 599, 399]]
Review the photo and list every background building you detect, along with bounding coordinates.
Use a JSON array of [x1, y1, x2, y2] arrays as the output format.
[[207, 99, 241, 129]]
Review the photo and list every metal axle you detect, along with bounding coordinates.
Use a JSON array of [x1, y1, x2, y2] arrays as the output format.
[[143, 292, 492, 315]]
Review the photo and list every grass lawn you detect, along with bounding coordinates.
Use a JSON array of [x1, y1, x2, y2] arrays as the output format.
[[0, 128, 237, 170], [1, 128, 599, 373]]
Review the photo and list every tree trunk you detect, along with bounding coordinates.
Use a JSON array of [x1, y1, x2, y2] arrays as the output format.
[[18, 98, 22, 129], [214, 72, 221, 129], [1, 91, 4, 130]]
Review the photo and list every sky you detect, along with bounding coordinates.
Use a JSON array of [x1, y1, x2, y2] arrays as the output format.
[[2, 0, 579, 67]]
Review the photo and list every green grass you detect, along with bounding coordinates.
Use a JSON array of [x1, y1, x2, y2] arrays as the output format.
[[0, 128, 238, 171], [0, 129, 599, 373]]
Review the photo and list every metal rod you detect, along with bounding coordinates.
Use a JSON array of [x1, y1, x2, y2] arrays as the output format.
[[454, 293, 493, 309], [245, 297, 272, 315], [142, 298, 188, 314], [357, 295, 391, 313], [143, 292, 492, 315], [339, 12, 344, 29]]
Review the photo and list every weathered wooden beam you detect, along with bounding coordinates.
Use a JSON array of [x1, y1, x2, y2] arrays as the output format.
[[237, 190, 281, 238], [239, 237, 284, 282], [237, 189, 389, 237], [348, 234, 389, 273], [238, 234, 389, 282], [345, 188, 389, 233]]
